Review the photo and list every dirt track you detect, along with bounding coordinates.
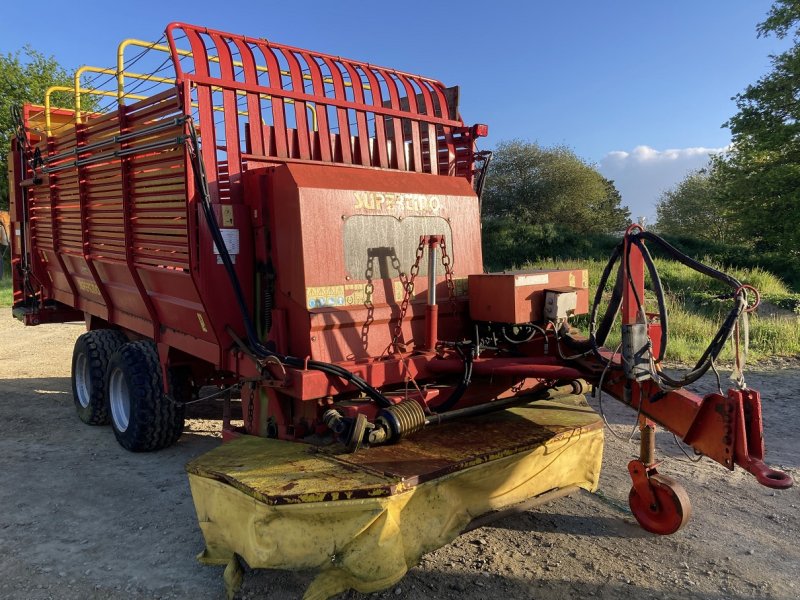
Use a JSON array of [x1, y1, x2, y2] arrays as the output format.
[[0, 311, 798, 600]]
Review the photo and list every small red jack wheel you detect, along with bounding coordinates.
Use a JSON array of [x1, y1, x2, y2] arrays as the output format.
[[628, 473, 692, 535]]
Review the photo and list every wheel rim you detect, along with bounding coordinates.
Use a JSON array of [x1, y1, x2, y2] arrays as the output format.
[[628, 475, 692, 535], [75, 353, 91, 408], [109, 367, 130, 432]]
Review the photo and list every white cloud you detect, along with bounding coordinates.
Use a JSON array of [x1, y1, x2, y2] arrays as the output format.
[[599, 145, 727, 225]]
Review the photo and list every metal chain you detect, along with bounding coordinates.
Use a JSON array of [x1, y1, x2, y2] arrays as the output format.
[[389, 251, 409, 292], [247, 384, 255, 431], [361, 253, 376, 351], [390, 237, 426, 353], [11, 105, 30, 155], [440, 236, 458, 317]]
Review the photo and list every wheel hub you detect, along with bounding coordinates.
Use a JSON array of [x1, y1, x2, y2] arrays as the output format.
[[74, 353, 91, 409], [109, 368, 131, 432]]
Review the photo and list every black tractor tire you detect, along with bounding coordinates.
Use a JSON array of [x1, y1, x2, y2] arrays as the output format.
[[105, 341, 186, 452], [71, 329, 129, 425]]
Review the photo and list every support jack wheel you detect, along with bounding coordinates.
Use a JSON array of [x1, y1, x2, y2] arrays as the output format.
[[628, 463, 692, 535]]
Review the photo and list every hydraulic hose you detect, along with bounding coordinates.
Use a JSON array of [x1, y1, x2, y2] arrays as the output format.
[[631, 232, 745, 388], [628, 236, 669, 364], [429, 343, 474, 413], [589, 229, 747, 389], [588, 242, 623, 362], [187, 123, 394, 408]]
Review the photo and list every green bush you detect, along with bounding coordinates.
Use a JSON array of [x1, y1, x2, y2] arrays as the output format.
[[482, 219, 619, 271]]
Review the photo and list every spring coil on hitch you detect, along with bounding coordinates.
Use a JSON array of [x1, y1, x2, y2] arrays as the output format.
[[377, 400, 426, 442]]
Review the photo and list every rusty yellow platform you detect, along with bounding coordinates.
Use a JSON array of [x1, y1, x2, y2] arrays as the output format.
[[186, 399, 604, 600]]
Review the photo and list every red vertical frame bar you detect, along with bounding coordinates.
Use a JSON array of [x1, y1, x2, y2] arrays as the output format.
[[357, 66, 389, 168], [319, 56, 352, 163], [373, 68, 406, 170], [119, 104, 161, 342], [394, 73, 423, 172], [76, 123, 113, 321], [46, 136, 79, 305], [411, 78, 438, 175], [231, 38, 265, 156], [165, 23, 186, 79], [282, 50, 312, 160], [300, 52, 333, 162], [256, 43, 289, 159], [208, 33, 243, 202], [426, 82, 457, 174], [622, 226, 646, 325], [185, 30, 219, 203], [299, 51, 333, 162], [340, 62, 370, 166]]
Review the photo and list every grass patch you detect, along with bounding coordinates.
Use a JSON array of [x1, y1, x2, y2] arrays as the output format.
[[0, 276, 12, 308], [526, 257, 800, 363]]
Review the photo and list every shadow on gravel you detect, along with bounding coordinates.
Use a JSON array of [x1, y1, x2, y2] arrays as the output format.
[[241, 565, 764, 600], [0, 375, 71, 395], [482, 511, 646, 539]]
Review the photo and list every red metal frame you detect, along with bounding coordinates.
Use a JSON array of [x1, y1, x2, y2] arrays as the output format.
[[581, 229, 792, 489]]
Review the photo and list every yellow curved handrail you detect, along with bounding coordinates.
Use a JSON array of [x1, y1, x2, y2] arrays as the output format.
[[117, 39, 319, 129], [49, 36, 331, 136], [45, 84, 147, 135]]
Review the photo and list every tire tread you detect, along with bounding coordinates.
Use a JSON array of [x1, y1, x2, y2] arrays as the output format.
[[72, 329, 128, 425], [107, 341, 185, 452]]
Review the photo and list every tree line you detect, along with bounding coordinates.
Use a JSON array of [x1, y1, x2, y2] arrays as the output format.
[[654, 0, 800, 288], [479, 140, 629, 268]]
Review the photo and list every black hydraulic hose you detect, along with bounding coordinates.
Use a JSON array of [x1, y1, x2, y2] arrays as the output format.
[[636, 231, 742, 290], [187, 123, 393, 408], [595, 264, 624, 349], [589, 242, 623, 362], [589, 230, 747, 389], [429, 344, 474, 413], [628, 236, 669, 364], [629, 230, 746, 388]]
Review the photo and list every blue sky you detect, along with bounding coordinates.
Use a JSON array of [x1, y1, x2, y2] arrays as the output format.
[[1, 0, 787, 221]]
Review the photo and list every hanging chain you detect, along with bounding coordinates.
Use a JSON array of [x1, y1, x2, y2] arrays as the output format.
[[361, 253, 376, 351], [440, 236, 459, 317], [389, 250, 409, 294], [390, 237, 426, 353], [247, 383, 255, 431]]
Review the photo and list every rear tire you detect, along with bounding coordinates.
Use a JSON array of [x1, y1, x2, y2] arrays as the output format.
[[106, 341, 186, 452], [72, 329, 128, 425]]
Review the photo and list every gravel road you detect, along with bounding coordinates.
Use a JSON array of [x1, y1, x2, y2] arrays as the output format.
[[0, 312, 798, 600]]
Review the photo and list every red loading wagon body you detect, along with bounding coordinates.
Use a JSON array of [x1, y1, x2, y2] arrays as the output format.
[[9, 23, 485, 378], [6, 25, 792, 593]]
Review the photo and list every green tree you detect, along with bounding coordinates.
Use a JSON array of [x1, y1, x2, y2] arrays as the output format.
[[654, 167, 737, 243], [0, 46, 76, 210], [717, 0, 800, 253], [481, 139, 630, 235]]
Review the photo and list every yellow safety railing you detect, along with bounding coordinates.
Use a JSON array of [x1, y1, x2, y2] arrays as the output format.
[[46, 85, 147, 135], [43, 36, 335, 138], [118, 38, 368, 103], [74, 65, 173, 123]]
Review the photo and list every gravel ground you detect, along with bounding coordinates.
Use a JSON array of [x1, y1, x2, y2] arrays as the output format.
[[0, 311, 798, 600]]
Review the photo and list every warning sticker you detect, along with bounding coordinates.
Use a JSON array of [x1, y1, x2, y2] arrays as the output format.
[[307, 278, 470, 309], [214, 229, 240, 264]]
